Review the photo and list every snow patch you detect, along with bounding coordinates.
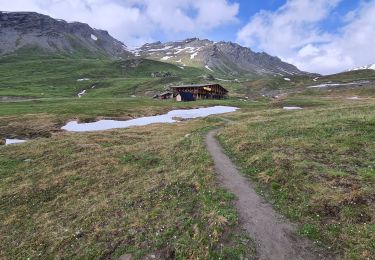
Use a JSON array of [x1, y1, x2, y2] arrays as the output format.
[[283, 107, 303, 110], [147, 46, 173, 52], [313, 77, 319, 82], [91, 34, 98, 41], [347, 96, 361, 100], [216, 78, 231, 82], [349, 63, 375, 71], [78, 90, 87, 98], [205, 65, 214, 72], [190, 52, 198, 60], [161, 56, 172, 61], [174, 46, 200, 54], [284, 78, 291, 81], [5, 139, 26, 145], [307, 82, 361, 88], [77, 78, 90, 82]]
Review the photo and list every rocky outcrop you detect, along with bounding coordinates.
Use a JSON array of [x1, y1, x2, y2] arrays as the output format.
[[0, 11, 132, 58]]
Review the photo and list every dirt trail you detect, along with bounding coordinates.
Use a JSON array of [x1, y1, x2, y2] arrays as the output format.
[[206, 129, 330, 260]]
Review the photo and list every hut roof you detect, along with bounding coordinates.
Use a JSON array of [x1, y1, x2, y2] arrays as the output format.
[[170, 83, 228, 92]]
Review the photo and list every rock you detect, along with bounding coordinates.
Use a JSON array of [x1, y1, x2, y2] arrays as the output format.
[[119, 254, 133, 260], [74, 230, 83, 239], [0, 139, 5, 145], [203, 74, 215, 80], [151, 72, 173, 78]]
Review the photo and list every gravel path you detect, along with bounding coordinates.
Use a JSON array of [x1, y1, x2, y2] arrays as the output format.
[[206, 129, 331, 260]]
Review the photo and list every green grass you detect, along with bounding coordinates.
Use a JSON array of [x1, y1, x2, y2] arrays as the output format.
[[2, 52, 375, 259], [0, 97, 263, 139], [317, 70, 375, 83], [0, 118, 256, 259], [219, 97, 375, 259], [0, 54, 252, 99], [1, 52, 286, 102]]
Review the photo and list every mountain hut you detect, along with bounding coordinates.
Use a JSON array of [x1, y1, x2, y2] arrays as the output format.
[[171, 84, 228, 102]]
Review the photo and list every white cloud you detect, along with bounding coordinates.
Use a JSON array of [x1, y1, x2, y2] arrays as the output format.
[[1, 0, 239, 47], [237, 0, 375, 75]]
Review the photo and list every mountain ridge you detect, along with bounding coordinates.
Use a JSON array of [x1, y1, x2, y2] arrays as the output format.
[[0, 11, 132, 58], [348, 63, 375, 71], [133, 37, 309, 77], [1, 11, 308, 77]]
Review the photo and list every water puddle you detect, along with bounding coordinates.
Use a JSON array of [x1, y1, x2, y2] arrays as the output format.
[[62, 106, 238, 132]]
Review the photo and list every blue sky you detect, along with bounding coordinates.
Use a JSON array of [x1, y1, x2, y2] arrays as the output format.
[[2, 0, 375, 74]]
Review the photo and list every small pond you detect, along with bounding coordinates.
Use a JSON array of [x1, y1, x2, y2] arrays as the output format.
[[62, 106, 239, 132]]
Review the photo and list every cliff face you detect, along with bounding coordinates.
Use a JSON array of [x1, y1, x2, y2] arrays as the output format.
[[0, 11, 132, 58]]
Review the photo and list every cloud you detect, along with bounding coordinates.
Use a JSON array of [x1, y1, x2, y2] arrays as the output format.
[[1, 0, 239, 47], [237, 0, 375, 74]]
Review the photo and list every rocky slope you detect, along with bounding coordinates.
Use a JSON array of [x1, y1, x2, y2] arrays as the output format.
[[348, 64, 375, 71], [0, 11, 132, 58], [134, 38, 307, 77]]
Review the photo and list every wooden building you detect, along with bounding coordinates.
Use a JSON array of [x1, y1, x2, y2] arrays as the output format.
[[170, 84, 228, 101]]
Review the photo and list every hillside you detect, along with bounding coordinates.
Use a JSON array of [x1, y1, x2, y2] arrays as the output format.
[[0, 53, 210, 98], [0, 11, 132, 58]]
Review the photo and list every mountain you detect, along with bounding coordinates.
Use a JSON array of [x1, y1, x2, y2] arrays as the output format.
[[133, 38, 307, 77], [348, 64, 375, 71], [0, 11, 132, 58], [0, 11, 308, 77]]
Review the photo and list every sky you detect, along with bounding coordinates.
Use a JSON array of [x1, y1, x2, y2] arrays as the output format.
[[1, 0, 375, 75]]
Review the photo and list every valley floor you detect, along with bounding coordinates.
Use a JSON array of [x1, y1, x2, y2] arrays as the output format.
[[0, 90, 374, 259]]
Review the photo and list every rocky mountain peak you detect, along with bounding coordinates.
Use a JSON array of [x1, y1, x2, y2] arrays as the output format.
[[134, 38, 306, 76], [0, 11, 131, 58]]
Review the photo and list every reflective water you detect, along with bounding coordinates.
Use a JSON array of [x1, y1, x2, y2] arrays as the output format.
[[62, 106, 239, 132]]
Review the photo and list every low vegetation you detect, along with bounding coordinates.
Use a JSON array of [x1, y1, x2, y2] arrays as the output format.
[[219, 95, 375, 259], [1, 51, 375, 259], [0, 117, 257, 259], [0, 54, 220, 98]]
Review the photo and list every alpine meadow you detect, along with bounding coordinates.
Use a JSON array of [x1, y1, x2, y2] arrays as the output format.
[[0, 4, 374, 260]]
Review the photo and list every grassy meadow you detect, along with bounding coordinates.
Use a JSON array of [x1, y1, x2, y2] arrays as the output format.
[[0, 116, 260, 259], [219, 95, 375, 259], [1, 54, 375, 259]]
